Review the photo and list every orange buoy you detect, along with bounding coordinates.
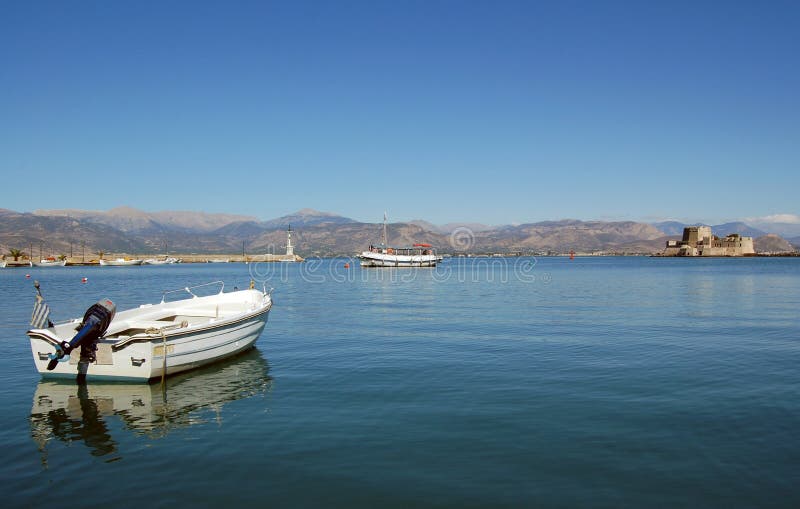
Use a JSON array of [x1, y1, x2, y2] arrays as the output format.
[[344, 263, 350, 269]]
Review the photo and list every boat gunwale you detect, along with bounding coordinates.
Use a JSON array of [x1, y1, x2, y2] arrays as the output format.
[[27, 295, 272, 352]]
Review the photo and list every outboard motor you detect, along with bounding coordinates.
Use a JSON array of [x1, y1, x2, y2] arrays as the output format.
[[47, 299, 116, 371]]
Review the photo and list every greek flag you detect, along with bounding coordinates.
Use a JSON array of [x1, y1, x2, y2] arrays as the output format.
[[30, 295, 51, 329]]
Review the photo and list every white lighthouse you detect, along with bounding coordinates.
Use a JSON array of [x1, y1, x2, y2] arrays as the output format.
[[285, 225, 294, 257]]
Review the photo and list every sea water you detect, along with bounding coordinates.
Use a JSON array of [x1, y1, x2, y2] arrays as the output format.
[[0, 257, 798, 508]]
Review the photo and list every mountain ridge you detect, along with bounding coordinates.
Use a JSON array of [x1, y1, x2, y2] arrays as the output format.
[[0, 207, 794, 257], [34, 207, 258, 233], [754, 234, 795, 253], [652, 221, 767, 238]]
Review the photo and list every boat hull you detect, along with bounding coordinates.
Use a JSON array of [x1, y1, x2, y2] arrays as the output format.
[[358, 252, 441, 267], [142, 258, 179, 265], [100, 259, 143, 266], [30, 260, 67, 267]]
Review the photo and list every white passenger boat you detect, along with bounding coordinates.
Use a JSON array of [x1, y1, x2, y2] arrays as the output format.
[[359, 244, 442, 267], [143, 257, 180, 265], [358, 214, 442, 267], [100, 258, 144, 266], [27, 281, 272, 381], [30, 259, 67, 267]]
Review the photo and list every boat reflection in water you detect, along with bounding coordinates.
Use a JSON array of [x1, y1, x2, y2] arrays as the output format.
[[30, 348, 272, 460]]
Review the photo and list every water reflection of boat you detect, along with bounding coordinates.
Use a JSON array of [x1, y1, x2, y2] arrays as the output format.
[[30, 349, 272, 459]]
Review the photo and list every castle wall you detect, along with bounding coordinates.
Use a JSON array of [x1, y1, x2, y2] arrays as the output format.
[[664, 227, 754, 256]]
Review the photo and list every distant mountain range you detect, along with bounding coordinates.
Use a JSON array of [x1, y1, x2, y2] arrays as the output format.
[[754, 234, 796, 253], [652, 218, 800, 239], [0, 207, 796, 257], [651, 221, 768, 238], [409, 220, 495, 234], [34, 206, 257, 233]]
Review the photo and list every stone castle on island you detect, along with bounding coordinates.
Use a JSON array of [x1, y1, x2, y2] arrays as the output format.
[[663, 226, 754, 257]]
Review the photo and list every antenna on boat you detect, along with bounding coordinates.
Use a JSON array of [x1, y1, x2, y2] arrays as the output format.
[[382, 212, 388, 246]]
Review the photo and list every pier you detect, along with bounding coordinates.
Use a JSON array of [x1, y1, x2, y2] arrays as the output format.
[[1, 253, 304, 267]]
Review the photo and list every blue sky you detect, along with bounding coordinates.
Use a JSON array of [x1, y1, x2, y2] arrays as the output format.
[[1, 0, 798, 226]]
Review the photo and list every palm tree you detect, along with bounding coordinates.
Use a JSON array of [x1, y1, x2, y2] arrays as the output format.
[[8, 248, 24, 261], [58, 254, 67, 261], [96, 250, 105, 260]]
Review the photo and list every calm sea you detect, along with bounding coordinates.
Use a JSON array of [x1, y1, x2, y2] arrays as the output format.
[[1, 257, 798, 508]]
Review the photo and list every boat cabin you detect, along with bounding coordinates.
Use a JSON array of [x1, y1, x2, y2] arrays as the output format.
[[367, 243, 436, 256]]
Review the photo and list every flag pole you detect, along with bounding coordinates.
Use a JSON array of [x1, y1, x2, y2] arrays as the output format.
[[31, 280, 53, 329]]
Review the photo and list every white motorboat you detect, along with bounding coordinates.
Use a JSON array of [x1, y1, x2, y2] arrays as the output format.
[[358, 213, 442, 267], [0, 260, 6, 268], [30, 259, 67, 267], [143, 257, 180, 265], [30, 348, 271, 451], [99, 258, 144, 266], [27, 281, 272, 381], [207, 258, 230, 263]]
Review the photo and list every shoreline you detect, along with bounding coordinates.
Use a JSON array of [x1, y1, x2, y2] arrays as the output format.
[[3, 252, 797, 268], [1, 253, 304, 267]]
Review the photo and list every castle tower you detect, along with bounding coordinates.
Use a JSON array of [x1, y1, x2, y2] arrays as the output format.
[[285, 225, 294, 257]]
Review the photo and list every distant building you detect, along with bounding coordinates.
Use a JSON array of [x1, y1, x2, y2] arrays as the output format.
[[663, 226, 754, 256]]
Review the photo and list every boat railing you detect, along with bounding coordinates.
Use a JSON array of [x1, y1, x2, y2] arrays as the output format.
[[161, 281, 225, 302], [51, 317, 82, 327]]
